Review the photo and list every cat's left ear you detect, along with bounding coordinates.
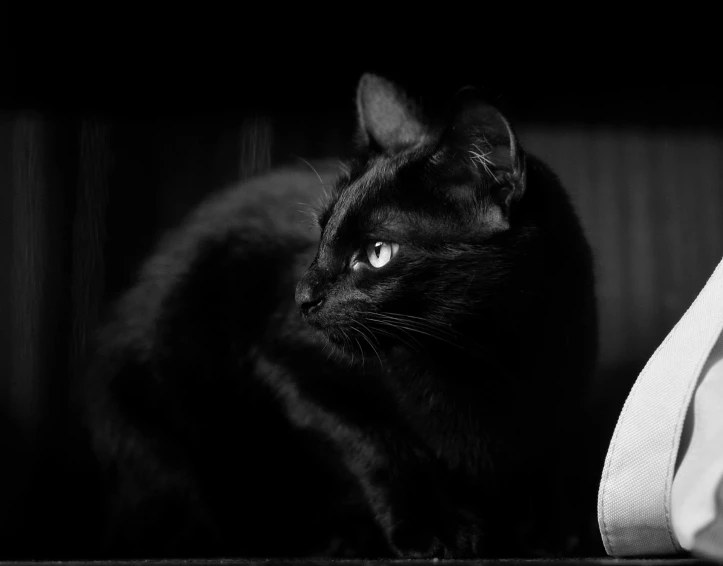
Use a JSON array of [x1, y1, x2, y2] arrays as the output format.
[[445, 88, 526, 209], [356, 74, 429, 155]]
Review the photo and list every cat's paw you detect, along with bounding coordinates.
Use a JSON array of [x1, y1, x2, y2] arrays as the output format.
[[388, 520, 444, 558], [388, 507, 485, 558], [445, 508, 485, 558]]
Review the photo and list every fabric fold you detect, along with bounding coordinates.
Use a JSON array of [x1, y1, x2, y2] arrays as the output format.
[[598, 256, 723, 556]]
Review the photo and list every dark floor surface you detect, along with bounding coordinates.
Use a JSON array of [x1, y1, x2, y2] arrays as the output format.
[[0, 559, 708, 566]]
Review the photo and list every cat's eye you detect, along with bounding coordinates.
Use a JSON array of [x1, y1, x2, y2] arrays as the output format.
[[366, 241, 399, 268]]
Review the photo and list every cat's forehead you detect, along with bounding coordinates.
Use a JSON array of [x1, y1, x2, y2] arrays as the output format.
[[343, 153, 412, 198], [320, 155, 409, 234], [317, 145, 481, 248]]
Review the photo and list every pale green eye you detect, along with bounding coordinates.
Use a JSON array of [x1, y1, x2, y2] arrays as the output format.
[[366, 241, 399, 268]]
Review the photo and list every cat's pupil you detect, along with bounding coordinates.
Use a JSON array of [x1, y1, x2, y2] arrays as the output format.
[[366, 241, 398, 269]]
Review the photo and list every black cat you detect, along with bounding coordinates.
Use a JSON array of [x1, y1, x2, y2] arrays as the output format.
[[83, 74, 598, 559]]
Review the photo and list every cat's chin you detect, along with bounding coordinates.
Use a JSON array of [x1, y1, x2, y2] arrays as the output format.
[[317, 325, 366, 352], [319, 325, 395, 360], [319, 326, 347, 346]]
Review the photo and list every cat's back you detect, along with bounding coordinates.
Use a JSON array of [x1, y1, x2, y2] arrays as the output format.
[[98, 162, 337, 347]]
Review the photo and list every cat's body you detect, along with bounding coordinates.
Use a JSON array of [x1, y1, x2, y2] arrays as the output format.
[[83, 75, 598, 558]]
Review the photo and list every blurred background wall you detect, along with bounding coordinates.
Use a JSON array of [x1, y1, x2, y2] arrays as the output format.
[[2, 32, 722, 558]]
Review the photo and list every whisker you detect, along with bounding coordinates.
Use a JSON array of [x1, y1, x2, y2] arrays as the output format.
[[370, 311, 456, 330], [351, 333, 365, 371], [355, 320, 379, 345], [364, 319, 423, 352], [365, 313, 449, 336], [322, 336, 333, 361], [365, 314, 463, 349], [367, 312, 460, 340], [469, 139, 494, 178], [296, 205, 319, 230], [340, 328, 354, 367], [295, 156, 326, 190], [390, 322, 460, 348], [375, 311, 435, 323], [376, 327, 421, 354], [351, 323, 384, 369]]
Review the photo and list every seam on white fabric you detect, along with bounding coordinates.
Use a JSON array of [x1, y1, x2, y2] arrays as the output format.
[[599, 306, 684, 554], [664, 357, 705, 552], [599, 352, 647, 554]]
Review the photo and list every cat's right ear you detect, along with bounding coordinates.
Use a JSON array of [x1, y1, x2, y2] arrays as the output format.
[[356, 74, 429, 155], [444, 88, 527, 210]]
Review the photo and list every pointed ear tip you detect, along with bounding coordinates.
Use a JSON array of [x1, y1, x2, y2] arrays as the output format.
[[358, 73, 384, 90], [452, 85, 485, 105], [357, 73, 380, 104], [456, 85, 480, 96], [457, 98, 509, 125], [450, 89, 509, 127]]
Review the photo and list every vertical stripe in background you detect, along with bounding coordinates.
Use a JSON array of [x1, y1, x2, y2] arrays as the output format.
[[240, 116, 273, 181], [70, 121, 111, 386], [622, 131, 656, 365], [11, 117, 50, 439], [523, 125, 723, 374]]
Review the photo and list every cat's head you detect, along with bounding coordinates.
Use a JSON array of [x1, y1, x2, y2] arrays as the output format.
[[295, 74, 531, 355]]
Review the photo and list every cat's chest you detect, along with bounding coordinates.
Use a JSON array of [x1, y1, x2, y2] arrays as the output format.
[[414, 399, 488, 475], [383, 361, 490, 475]]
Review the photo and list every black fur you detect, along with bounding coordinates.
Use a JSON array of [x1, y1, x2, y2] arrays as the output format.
[[83, 74, 598, 559]]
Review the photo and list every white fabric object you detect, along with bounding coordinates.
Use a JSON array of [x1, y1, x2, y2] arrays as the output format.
[[598, 255, 723, 558], [671, 332, 723, 561]]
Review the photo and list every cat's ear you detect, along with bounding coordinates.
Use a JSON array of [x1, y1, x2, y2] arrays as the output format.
[[356, 74, 429, 155], [445, 88, 526, 208]]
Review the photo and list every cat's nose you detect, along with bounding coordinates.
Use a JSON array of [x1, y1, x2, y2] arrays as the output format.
[[295, 281, 325, 316], [300, 296, 324, 316]]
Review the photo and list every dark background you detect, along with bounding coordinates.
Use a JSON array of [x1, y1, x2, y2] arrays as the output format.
[[2, 29, 723, 558]]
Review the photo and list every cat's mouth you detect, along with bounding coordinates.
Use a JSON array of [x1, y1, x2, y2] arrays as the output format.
[[324, 328, 347, 346], [309, 320, 361, 349], [309, 321, 345, 344]]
